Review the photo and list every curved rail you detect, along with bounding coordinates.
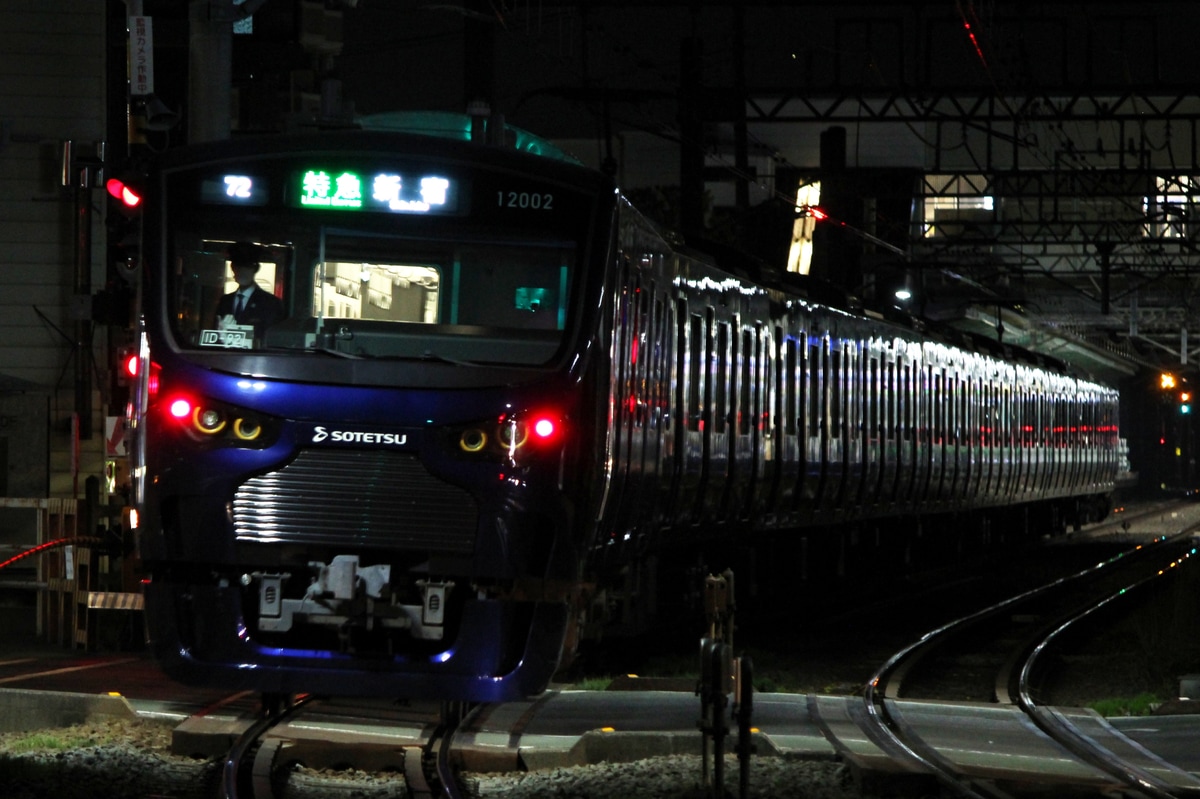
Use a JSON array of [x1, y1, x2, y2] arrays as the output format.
[[435, 702, 480, 799], [862, 530, 1198, 798], [219, 694, 316, 799], [1016, 547, 1200, 798]]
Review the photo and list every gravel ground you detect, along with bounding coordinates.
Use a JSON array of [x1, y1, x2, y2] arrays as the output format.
[[2, 527, 1196, 798], [0, 717, 873, 799]]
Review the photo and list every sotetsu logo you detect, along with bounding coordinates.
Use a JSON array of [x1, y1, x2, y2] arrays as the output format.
[[311, 426, 408, 446]]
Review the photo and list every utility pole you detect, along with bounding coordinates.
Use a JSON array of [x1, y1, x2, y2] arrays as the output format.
[[189, 0, 234, 143]]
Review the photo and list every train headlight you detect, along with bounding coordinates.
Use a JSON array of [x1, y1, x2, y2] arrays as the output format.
[[450, 411, 563, 461], [193, 407, 227, 435], [459, 428, 487, 452], [233, 418, 263, 441], [158, 391, 278, 449], [498, 420, 529, 449]]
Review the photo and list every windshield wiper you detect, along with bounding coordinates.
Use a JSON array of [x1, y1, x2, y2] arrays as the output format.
[[308, 345, 364, 359]]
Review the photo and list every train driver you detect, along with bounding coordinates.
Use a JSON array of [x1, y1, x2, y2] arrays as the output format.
[[214, 241, 285, 340]]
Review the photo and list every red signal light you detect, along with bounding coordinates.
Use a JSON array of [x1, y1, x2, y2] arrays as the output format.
[[106, 178, 142, 209], [122, 352, 139, 380]]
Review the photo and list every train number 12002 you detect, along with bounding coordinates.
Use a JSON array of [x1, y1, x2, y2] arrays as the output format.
[[498, 191, 554, 210]]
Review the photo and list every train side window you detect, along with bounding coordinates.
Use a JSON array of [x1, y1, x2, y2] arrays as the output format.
[[673, 299, 687, 433], [808, 340, 822, 438], [829, 345, 842, 439], [760, 325, 772, 438], [784, 337, 798, 436], [634, 281, 651, 428], [868, 355, 879, 440], [740, 328, 753, 436], [981, 380, 992, 449], [714, 321, 730, 434], [687, 314, 705, 432], [652, 295, 667, 429], [924, 364, 933, 447], [885, 359, 896, 440], [903, 363, 913, 442], [946, 371, 956, 445]]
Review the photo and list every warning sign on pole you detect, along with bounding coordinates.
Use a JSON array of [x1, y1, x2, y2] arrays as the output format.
[[130, 16, 155, 97]]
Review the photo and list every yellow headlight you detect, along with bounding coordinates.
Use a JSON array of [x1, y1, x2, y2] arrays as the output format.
[[459, 429, 487, 452]]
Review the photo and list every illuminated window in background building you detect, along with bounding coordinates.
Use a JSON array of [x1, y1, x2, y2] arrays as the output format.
[[1143, 176, 1195, 239], [233, 0, 252, 34], [787, 181, 821, 275], [921, 174, 993, 238]]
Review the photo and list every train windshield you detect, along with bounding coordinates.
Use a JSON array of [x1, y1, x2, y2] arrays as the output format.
[[161, 154, 591, 366]]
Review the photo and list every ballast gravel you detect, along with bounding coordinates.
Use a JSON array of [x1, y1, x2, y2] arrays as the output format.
[[0, 719, 872, 799]]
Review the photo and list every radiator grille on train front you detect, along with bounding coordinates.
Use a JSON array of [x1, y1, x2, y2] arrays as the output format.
[[232, 450, 478, 553]]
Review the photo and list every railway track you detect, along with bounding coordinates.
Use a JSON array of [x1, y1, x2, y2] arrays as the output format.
[[862, 523, 1200, 798], [216, 695, 474, 799]]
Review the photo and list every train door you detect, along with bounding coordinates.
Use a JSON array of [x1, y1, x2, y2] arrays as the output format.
[[1000, 379, 1017, 499], [763, 325, 791, 519], [1052, 383, 1066, 493], [628, 276, 652, 527], [911, 358, 931, 503], [612, 265, 663, 542], [859, 340, 883, 508], [879, 347, 899, 505], [981, 375, 998, 501], [806, 328, 825, 511], [696, 311, 729, 523], [960, 361, 974, 499], [835, 338, 861, 510], [680, 308, 709, 525], [819, 336, 846, 510], [601, 258, 636, 539], [1042, 383, 1056, 494], [728, 323, 754, 519], [1080, 390, 1097, 489], [1040, 379, 1055, 495], [1015, 378, 1031, 497], [1069, 389, 1084, 491], [645, 288, 672, 523], [802, 333, 827, 512], [713, 318, 732, 520], [774, 328, 799, 516], [945, 363, 963, 501], [896, 346, 915, 505], [1059, 387, 1075, 492], [927, 360, 945, 502], [665, 295, 686, 525], [743, 322, 770, 522], [795, 326, 817, 513], [961, 357, 979, 501]]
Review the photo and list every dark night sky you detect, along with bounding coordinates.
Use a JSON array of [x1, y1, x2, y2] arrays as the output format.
[[336, 4, 749, 140]]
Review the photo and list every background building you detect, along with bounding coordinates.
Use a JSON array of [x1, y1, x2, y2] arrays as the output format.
[[6, 0, 1200, 509]]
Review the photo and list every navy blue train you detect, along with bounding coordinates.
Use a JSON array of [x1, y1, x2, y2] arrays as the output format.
[[127, 117, 1120, 701]]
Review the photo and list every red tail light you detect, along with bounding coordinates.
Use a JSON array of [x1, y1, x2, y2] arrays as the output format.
[[168, 397, 192, 419]]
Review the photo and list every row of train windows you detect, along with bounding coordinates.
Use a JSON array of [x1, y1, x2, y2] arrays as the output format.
[[617, 285, 1115, 446]]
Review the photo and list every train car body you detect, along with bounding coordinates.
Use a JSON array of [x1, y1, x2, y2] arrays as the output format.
[[129, 123, 1119, 701]]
